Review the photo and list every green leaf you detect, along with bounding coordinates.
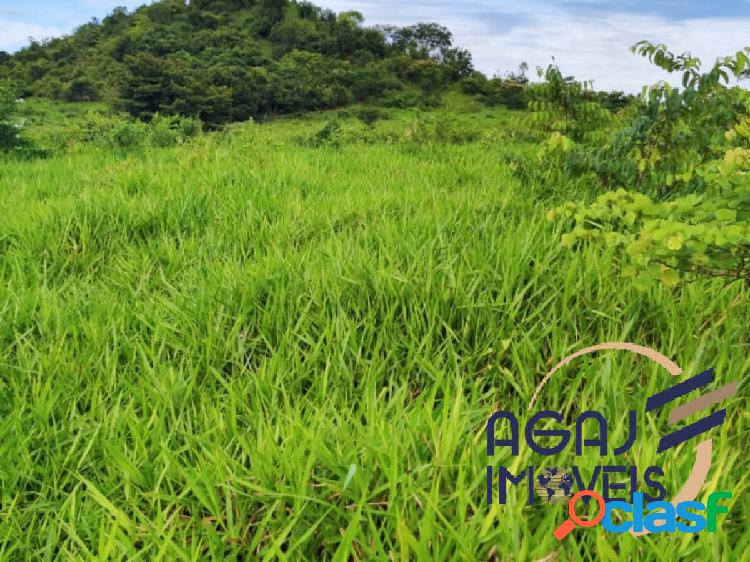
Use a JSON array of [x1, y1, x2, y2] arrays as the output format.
[[666, 236, 683, 251], [715, 209, 737, 221], [660, 269, 680, 287]]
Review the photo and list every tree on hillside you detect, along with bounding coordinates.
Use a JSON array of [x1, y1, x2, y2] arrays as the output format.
[[389, 23, 453, 59], [334, 11, 364, 55], [119, 53, 231, 126], [101, 6, 130, 30], [441, 47, 474, 79], [380, 22, 472, 79], [407, 58, 450, 107], [268, 17, 323, 56], [258, 0, 288, 36], [269, 50, 349, 112]]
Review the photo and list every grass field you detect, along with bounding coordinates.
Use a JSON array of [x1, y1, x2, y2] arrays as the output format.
[[0, 106, 748, 560]]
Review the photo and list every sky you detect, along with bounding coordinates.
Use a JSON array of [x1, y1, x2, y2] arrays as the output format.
[[1, 0, 749, 92]]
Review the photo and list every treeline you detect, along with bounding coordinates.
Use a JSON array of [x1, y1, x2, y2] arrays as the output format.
[[0, 0, 480, 126]]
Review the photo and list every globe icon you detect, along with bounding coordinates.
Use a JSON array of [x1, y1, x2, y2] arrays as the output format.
[[535, 467, 575, 503]]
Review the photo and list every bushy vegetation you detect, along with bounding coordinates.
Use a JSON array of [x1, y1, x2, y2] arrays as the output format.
[[542, 43, 750, 289], [460, 63, 530, 109], [0, 80, 32, 152], [8, 97, 202, 151]]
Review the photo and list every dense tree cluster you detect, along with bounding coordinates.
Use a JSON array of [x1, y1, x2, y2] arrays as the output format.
[[460, 64, 530, 109], [0, 0, 476, 125]]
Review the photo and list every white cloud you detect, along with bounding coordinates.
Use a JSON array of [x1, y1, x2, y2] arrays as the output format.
[[0, 19, 66, 52], [467, 12, 750, 91], [325, 0, 750, 92]]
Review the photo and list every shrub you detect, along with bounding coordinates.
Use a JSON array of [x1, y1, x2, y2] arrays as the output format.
[[549, 43, 750, 288], [149, 114, 180, 147], [302, 119, 343, 148], [461, 73, 529, 109], [0, 80, 35, 154], [110, 120, 147, 149], [65, 77, 100, 102], [355, 108, 384, 128], [177, 116, 202, 139], [147, 114, 204, 147], [78, 113, 131, 146], [459, 73, 489, 96], [378, 90, 418, 108], [404, 114, 481, 145]]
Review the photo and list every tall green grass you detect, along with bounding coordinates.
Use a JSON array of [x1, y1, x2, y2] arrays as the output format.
[[0, 109, 747, 560]]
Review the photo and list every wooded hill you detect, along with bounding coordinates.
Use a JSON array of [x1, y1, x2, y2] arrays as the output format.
[[0, 0, 477, 125]]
